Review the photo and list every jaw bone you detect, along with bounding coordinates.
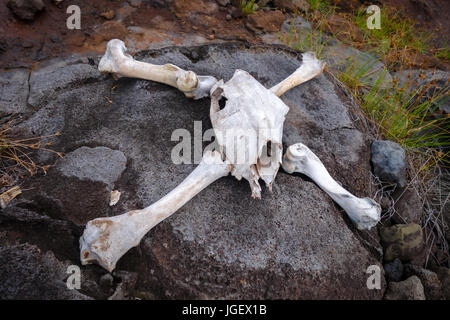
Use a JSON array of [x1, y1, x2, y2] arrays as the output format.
[[80, 151, 230, 272], [282, 143, 381, 230], [98, 39, 217, 99]]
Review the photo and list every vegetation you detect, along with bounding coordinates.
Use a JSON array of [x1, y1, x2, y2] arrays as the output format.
[[0, 120, 61, 191], [284, 1, 449, 265], [240, 0, 259, 16]]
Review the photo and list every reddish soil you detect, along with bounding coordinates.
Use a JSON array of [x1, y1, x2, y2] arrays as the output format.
[[0, 0, 448, 71], [0, 0, 256, 70]]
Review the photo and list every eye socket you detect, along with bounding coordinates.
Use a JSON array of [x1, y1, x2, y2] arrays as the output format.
[[218, 96, 227, 110]]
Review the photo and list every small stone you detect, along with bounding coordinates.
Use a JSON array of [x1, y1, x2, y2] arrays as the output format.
[[384, 276, 425, 300], [99, 273, 114, 288], [225, 14, 232, 21], [384, 258, 403, 282], [216, 0, 229, 6], [403, 264, 443, 300], [380, 224, 424, 262], [371, 140, 406, 187], [208, 34, 215, 40], [100, 10, 115, 20], [7, 0, 45, 21]]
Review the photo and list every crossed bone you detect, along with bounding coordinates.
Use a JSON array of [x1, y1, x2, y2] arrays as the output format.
[[80, 40, 381, 272]]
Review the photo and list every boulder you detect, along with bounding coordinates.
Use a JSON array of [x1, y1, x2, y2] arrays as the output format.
[[384, 275, 426, 300], [380, 224, 424, 262], [371, 140, 406, 188], [2, 43, 384, 299], [403, 264, 443, 300]]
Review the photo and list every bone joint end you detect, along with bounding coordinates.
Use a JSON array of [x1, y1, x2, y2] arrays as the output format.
[[282, 143, 381, 230]]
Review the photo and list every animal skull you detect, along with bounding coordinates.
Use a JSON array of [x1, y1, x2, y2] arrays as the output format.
[[80, 40, 380, 272]]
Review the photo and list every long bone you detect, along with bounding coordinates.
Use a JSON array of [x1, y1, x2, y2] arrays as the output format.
[[80, 151, 231, 272], [282, 143, 381, 230], [98, 39, 217, 99]]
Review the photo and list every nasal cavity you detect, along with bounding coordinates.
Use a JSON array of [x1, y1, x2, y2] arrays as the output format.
[[218, 96, 228, 110]]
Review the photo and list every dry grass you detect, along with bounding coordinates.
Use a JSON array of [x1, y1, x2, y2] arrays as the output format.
[[0, 120, 62, 193]]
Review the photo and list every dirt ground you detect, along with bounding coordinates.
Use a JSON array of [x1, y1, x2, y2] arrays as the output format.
[[1, 0, 448, 71]]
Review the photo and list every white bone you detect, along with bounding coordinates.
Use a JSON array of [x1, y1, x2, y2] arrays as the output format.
[[282, 143, 381, 230], [208, 52, 324, 199], [210, 70, 289, 199], [80, 46, 327, 271], [80, 151, 230, 272], [270, 52, 325, 97], [99, 39, 217, 99]]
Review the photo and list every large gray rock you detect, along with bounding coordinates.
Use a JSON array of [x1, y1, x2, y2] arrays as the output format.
[[0, 69, 30, 116], [384, 275, 426, 300], [3, 43, 384, 299], [371, 140, 406, 187]]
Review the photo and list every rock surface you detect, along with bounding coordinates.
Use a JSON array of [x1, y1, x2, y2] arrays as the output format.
[[392, 187, 422, 224], [0, 43, 384, 299], [384, 275, 426, 300], [435, 267, 450, 300], [371, 140, 406, 188], [403, 264, 443, 300], [7, 0, 45, 21], [0, 242, 90, 299], [384, 258, 403, 282], [0, 69, 30, 116], [380, 224, 424, 262]]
